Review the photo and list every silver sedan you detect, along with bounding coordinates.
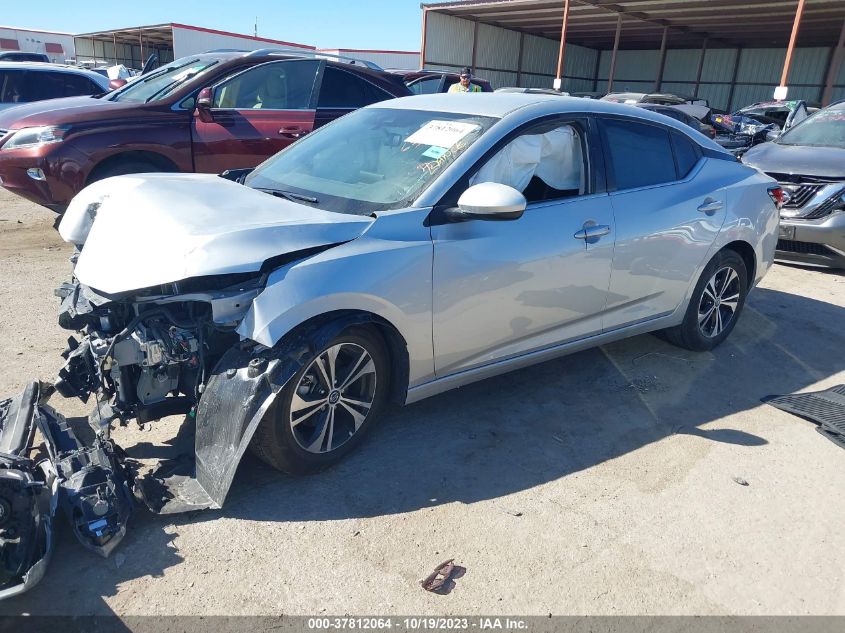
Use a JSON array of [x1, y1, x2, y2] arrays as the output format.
[[57, 93, 782, 496]]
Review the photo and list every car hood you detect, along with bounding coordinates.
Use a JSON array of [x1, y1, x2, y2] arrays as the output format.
[[61, 173, 374, 295], [0, 95, 135, 130], [742, 142, 845, 179]]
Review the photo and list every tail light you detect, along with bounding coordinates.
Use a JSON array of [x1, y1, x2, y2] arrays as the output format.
[[768, 185, 785, 210]]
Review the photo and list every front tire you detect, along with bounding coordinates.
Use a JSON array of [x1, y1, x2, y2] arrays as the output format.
[[251, 327, 389, 475], [662, 249, 748, 351]]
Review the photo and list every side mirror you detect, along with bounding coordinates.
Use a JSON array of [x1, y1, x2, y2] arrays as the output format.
[[447, 182, 527, 222], [196, 86, 215, 123], [765, 129, 781, 142], [108, 78, 127, 90]]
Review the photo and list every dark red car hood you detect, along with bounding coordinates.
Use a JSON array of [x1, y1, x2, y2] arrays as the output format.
[[0, 96, 144, 130]]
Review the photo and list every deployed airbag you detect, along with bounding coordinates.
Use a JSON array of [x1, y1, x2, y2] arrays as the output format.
[[470, 125, 583, 194]]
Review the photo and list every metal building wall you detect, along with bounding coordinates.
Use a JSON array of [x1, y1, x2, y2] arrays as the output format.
[[319, 49, 420, 70], [595, 45, 838, 111], [74, 37, 174, 69], [172, 26, 313, 59], [0, 26, 75, 63], [425, 10, 842, 106], [423, 11, 598, 90]]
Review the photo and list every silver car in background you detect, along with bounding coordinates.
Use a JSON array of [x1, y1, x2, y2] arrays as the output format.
[[37, 93, 785, 509]]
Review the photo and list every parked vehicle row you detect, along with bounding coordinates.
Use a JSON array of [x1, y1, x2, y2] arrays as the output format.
[[712, 100, 810, 156], [742, 101, 845, 268]]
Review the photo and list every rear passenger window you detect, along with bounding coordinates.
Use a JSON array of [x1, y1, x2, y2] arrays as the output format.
[[62, 74, 101, 96], [317, 66, 392, 108], [603, 119, 676, 190], [409, 77, 441, 95], [671, 131, 700, 178], [0, 71, 25, 103]]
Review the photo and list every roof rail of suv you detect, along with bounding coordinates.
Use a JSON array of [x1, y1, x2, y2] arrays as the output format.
[[245, 47, 384, 72]]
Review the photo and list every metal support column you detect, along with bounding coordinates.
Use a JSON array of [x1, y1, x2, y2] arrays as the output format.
[[420, 8, 428, 68], [654, 26, 669, 92], [777, 0, 806, 99], [693, 38, 708, 98], [821, 17, 845, 106], [726, 47, 743, 112], [607, 15, 622, 93], [516, 32, 525, 87], [471, 19, 479, 73], [554, 0, 571, 90], [139, 29, 144, 67]]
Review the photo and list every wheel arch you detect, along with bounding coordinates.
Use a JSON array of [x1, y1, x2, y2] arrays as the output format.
[[720, 240, 757, 284], [87, 150, 179, 185], [268, 309, 411, 407]]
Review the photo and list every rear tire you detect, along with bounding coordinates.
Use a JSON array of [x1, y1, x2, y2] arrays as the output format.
[[250, 327, 389, 475], [662, 249, 748, 351]]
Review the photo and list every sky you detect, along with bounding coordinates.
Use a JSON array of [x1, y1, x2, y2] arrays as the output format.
[[3, 0, 425, 51]]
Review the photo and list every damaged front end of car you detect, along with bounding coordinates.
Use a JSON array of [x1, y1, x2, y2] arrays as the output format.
[[0, 173, 376, 596]]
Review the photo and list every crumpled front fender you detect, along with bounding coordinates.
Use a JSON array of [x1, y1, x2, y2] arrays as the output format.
[[193, 312, 385, 508]]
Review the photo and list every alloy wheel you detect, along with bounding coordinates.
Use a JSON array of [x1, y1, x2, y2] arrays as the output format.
[[698, 265, 741, 338], [289, 343, 378, 454]]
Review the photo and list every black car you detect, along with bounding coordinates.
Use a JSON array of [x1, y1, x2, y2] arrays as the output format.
[[742, 102, 845, 268], [636, 103, 715, 139], [0, 51, 50, 63]]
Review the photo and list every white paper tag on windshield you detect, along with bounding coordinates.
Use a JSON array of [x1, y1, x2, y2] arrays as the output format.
[[405, 120, 479, 148]]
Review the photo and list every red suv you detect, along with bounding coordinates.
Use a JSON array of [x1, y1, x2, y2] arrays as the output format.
[[0, 49, 411, 213]]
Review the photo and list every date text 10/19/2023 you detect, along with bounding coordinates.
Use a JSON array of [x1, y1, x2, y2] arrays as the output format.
[[307, 618, 529, 630]]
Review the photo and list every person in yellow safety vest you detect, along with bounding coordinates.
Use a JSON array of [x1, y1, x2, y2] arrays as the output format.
[[448, 67, 482, 93]]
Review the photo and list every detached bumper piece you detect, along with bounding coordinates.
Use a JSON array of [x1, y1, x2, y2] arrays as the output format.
[[0, 382, 132, 597], [765, 384, 845, 450]]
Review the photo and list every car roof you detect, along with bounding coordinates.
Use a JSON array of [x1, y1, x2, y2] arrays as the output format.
[[373, 92, 677, 119], [371, 93, 727, 150]]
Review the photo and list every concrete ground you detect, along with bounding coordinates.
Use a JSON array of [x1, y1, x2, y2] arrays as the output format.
[[0, 189, 843, 616]]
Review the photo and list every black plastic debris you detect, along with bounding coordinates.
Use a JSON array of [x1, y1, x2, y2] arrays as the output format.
[[765, 385, 845, 450], [0, 383, 132, 595]]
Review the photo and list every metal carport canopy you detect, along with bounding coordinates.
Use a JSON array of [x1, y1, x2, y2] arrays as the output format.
[[421, 0, 845, 49]]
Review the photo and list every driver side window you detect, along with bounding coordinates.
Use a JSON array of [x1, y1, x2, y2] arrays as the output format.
[[213, 60, 319, 110], [469, 122, 586, 204]]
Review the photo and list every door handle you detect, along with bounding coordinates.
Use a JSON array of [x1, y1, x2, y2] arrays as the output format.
[[573, 224, 611, 240], [279, 126, 305, 138], [697, 198, 724, 215]]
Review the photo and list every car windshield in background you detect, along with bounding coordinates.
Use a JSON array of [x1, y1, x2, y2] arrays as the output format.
[[245, 108, 497, 215], [777, 108, 845, 148], [109, 57, 219, 103]]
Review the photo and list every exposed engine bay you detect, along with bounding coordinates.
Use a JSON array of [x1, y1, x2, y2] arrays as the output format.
[[0, 172, 383, 597]]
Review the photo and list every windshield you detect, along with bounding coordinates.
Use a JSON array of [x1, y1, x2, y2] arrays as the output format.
[[109, 57, 220, 103], [245, 108, 497, 215], [778, 107, 845, 148]]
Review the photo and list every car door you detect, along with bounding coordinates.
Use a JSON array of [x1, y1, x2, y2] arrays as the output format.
[[191, 59, 321, 173], [599, 117, 727, 331], [431, 118, 615, 376]]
